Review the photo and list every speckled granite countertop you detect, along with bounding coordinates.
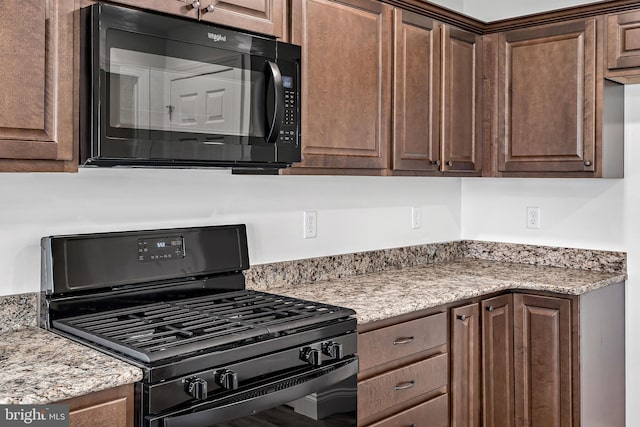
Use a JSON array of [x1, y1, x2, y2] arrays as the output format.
[[0, 241, 626, 404], [273, 259, 627, 324], [0, 327, 143, 404]]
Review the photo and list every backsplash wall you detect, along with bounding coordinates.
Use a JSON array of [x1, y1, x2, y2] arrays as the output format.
[[0, 171, 461, 296]]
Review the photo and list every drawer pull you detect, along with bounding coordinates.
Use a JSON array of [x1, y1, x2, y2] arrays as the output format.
[[394, 380, 415, 391], [393, 336, 415, 345]]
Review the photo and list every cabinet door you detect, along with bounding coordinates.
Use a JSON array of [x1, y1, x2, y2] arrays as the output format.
[[0, 0, 76, 172], [291, 0, 392, 171], [199, 0, 286, 39], [497, 19, 597, 174], [513, 294, 573, 427], [450, 303, 481, 427], [607, 11, 640, 70], [481, 294, 514, 427], [442, 25, 482, 174], [65, 384, 134, 427], [107, 0, 199, 19], [392, 10, 440, 172]]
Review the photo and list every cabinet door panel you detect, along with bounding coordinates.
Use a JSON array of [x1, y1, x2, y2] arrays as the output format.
[[482, 294, 514, 427], [107, 0, 199, 19], [513, 294, 573, 427], [199, 0, 286, 39], [358, 312, 447, 373], [442, 26, 482, 173], [607, 10, 640, 70], [63, 384, 134, 427], [358, 354, 448, 422], [392, 10, 440, 172], [497, 19, 596, 173], [0, 0, 76, 171], [291, 0, 392, 170], [367, 393, 448, 427], [451, 303, 481, 427]]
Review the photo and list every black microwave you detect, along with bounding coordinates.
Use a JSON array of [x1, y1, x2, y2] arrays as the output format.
[[80, 3, 301, 172]]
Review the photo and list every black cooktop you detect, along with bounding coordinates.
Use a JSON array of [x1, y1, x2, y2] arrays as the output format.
[[53, 289, 355, 363]]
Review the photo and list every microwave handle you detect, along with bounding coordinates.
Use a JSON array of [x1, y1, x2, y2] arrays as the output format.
[[265, 61, 284, 144]]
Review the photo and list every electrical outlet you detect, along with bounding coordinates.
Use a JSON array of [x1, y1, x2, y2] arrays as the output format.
[[303, 211, 317, 239], [527, 206, 541, 229], [411, 207, 421, 229]]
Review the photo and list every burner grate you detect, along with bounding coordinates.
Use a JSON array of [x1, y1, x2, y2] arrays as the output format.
[[53, 290, 354, 363]]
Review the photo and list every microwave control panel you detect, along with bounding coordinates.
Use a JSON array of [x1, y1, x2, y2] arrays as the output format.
[[280, 84, 297, 144]]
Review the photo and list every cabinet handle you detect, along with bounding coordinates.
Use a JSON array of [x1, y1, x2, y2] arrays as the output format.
[[456, 314, 468, 321], [394, 380, 415, 391], [486, 306, 494, 312], [446, 160, 453, 167], [201, 4, 214, 13], [584, 160, 592, 167], [186, 0, 200, 9], [433, 160, 441, 166], [393, 336, 415, 345]]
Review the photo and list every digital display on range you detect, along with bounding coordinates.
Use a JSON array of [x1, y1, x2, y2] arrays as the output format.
[[137, 236, 185, 262]]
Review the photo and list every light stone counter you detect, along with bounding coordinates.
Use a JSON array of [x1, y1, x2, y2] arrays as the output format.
[[0, 327, 143, 404], [272, 259, 627, 324]]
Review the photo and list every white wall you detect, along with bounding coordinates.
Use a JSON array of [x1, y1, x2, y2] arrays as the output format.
[[0, 171, 461, 296], [462, 0, 608, 22], [461, 84, 640, 426]]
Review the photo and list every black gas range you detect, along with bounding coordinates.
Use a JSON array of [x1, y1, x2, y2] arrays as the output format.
[[40, 225, 358, 427]]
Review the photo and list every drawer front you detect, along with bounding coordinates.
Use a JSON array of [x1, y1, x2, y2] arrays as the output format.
[[358, 353, 448, 419], [366, 393, 448, 427], [358, 312, 447, 371]]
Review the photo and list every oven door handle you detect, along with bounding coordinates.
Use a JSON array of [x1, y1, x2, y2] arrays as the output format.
[[265, 60, 284, 145], [158, 358, 358, 427]]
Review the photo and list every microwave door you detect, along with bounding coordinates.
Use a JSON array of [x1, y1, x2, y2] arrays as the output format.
[[168, 65, 249, 138]]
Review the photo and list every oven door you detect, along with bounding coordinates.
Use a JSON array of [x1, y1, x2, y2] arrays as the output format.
[[83, 3, 300, 168], [145, 357, 358, 427]]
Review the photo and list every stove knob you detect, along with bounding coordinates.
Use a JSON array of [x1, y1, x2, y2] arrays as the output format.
[[216, 369, 239, 391], [300, 347, 322, 366], [184, 377, 208, 400], [322, 341, 344, 360]]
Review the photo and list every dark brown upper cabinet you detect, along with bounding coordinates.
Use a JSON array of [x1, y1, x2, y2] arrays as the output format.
[[440, 25, 483, 174], [107, 0, 199, 19], [490, 18, 623, 178], [289, 0, 393, 173], [111, 0, 285, 38], [198, 0, 287, 40], [392, 11, 441, 173], [606, 10, 640, 82], [392, 13, 482, 175], [0, 0, 77, 172]]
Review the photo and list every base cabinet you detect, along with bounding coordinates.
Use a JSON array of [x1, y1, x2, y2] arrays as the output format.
[[450, 286, 625, 427], [513, 294, 574, 427], [357, 311, 448, 426], [60, 384, 135, 427], [481, 295, 515, 427]]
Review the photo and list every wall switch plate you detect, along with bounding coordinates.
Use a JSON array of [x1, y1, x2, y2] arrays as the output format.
[[303, 211, 317, 239], [527, 206, 541, 229], [411, 207, 421, 229]]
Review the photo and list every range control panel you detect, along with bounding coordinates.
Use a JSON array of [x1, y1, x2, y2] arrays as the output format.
[[137, 236, 185, 262]]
